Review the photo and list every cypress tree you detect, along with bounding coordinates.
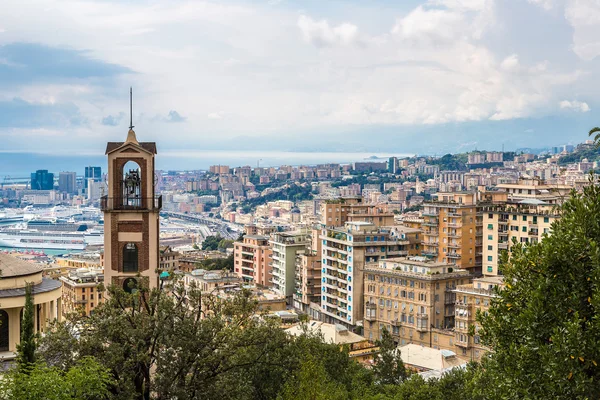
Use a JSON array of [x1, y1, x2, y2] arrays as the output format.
[[16, 283, 36, 372]]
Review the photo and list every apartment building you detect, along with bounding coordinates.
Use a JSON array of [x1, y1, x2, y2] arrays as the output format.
[[270, 230, 311, 302], [454, 276, 503, 361], [421, 192, 482, 272], [481, 199, 561, 276], [363, 257, 471, 350], [233, 235, 272, 286], [159, 246, 180, 271], [321, 197, 395, 227], [496, 178, 571, 204], [60, 268, 105, 317], [319, 222, 415, 328], [293, 228, 322, 313]]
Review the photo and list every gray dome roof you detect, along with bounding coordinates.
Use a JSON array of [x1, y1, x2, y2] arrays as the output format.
[[0, 254, 43, 278]]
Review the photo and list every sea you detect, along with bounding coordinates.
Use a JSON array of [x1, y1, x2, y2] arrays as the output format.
[[0, 247, 82, 256], [0, 150, 413, 177]]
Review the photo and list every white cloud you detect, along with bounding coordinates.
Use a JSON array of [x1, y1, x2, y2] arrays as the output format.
[[207, 112, 223, 120], [297, 15, 359, 47], [559, 100, 590, 112], [392, 6, 465, 43], [565, 0, 600, 60], [500, 54, 519, 70]]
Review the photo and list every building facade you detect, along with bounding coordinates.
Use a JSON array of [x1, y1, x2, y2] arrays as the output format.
[[31, 169, 54, 190], [233, 235, 273, 286], [293, 228, 322, 313], [0, 254, 62, 354], [363, 257, 471, 349], [58, 172, 77, 194], [60, 268, 104, 316], [270, 230, 310, 302], [319, 222, 415, 328], [421, 192, 482, 273]]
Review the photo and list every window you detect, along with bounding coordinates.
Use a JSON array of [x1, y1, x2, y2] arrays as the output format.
[[512, 215, 517, 220], [522, 215, 527, 221], [487, 245, 493, 250], [123, 243, 139, 272], [522, 226, 527, 232], [488, 235, 493, 240], [487, 256, 493, 261], [487, 224, 493, 230], [544, 217, 549, 223]]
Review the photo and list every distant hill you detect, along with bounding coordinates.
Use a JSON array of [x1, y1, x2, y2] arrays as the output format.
[[558, 145, 600, 165]]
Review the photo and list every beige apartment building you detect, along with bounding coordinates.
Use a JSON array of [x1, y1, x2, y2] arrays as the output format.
[[479, 179, 566, 276], [421, 192, 482, 272], [454, 276, 503, 361], [293, 228, 322, 313], [321, 197, 395, 227], [233, 235, 273, 286], [319, 222, 417, 328], [363, 257, 471, 350], [60, 268, 105, 317]]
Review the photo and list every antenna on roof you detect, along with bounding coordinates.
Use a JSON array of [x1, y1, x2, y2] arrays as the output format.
[[129, 87, 134, 130]]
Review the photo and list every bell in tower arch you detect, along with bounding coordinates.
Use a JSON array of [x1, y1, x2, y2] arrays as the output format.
[[122, 160, 142, 208]]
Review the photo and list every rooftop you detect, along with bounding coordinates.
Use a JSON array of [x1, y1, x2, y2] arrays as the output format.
[[396, 344, 467, 371], [285, 321, 367, 345], [0, 253, 43, 278]]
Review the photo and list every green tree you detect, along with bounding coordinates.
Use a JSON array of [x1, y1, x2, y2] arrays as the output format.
[[589, 127, 600, 147], [278, 355, 347, 400], [16, 283, 36, 372], [201, 235, 223, 251], [477, 176, 600, 399], [0, 357, 112, 400], [372, 328, 407, 386]]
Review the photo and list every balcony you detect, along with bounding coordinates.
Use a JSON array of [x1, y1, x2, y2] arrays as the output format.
[[447, 252, 461, 259], [422, 241, 439, 247], [498, 242, 509, 250], [447, 243, 461, 249], [100, 195, 162, 211], [447, 232, 462, 239], [422, 251, 439, 257]]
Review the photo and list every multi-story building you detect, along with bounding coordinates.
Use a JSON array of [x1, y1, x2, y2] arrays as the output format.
[[421, 192, 482, 273], [270, 230, 310, 302], [159, 246, 180, 271], [363, 257, 471, 349], [454, 276, 503, 361], [60, 268, 105, 317], [84, 166, 102, 191], [319, 222, 415, 328], [481, 197, 561, 276], [321, 197, 395, 228], [58, 172, 77, 194], [293, 228, 322, 313], [31, 169, 54, 190], [233, 235, 272, 286]]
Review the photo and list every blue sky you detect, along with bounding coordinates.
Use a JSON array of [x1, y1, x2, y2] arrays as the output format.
[[0, 0, 599, 155]]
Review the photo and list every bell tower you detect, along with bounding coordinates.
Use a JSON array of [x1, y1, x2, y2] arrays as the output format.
[[102, 90, 161, 292]]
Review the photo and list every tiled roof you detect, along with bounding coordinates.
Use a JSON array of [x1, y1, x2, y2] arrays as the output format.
[[105, 142, 157, 154]]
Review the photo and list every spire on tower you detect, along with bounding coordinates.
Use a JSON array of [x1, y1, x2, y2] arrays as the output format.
[[126, 87, 139, 145], [129, 87, 134, 130]]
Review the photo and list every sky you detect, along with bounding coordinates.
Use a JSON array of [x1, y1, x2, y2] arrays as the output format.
[[1, 0, 599, 156]]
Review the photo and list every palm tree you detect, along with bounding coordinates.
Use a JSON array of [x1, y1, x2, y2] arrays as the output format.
[[589, 127, 600, 147]]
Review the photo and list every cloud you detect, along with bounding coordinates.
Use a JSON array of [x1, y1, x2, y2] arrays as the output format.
[[559, 100, 590, 112], [565, 0, 600, 60], [0, 98, 85, 128], [391, 6, 466, 43], [0, 43, 132, 88], [207, 112, 223, 120], [501, 54, 519, 70], [102, 112, 125, 126], [297, 15, 359, 47], [166, 110, 186, 123]]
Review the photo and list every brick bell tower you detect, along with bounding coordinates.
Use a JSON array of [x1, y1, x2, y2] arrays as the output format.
[[101, 89, 161, 293]]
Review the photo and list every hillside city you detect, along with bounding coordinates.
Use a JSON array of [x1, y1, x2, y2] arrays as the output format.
[[0, 137, 597, 367]]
